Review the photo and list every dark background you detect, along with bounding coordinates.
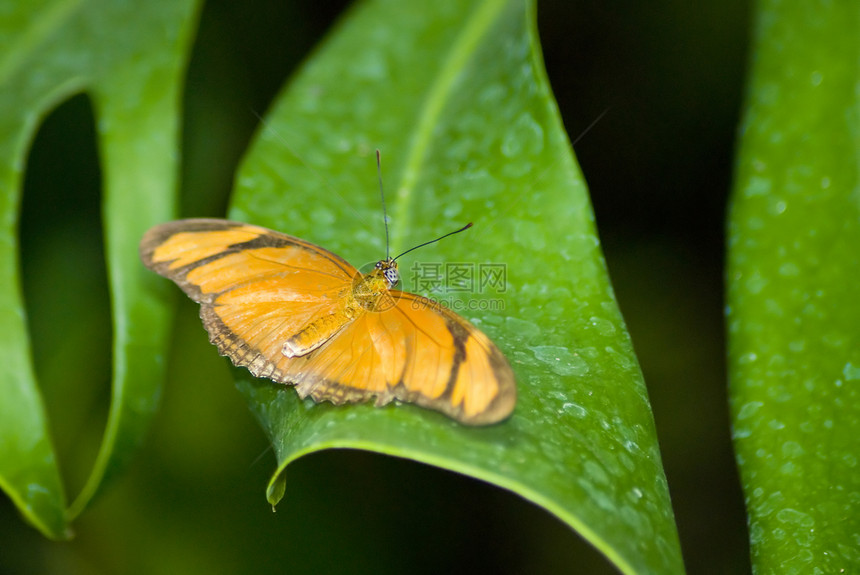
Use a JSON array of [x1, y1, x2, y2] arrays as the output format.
[[3, 1, 751, 573]]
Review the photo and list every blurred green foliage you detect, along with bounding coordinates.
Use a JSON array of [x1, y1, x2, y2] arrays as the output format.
[[0, 0, 198, 540], [0, 0, 797, 573]]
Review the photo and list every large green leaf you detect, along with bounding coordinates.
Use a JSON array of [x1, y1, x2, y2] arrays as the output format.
[[0, 0, 199, 537], [728, 0, 860, 572], [229, 1, 683, 573]]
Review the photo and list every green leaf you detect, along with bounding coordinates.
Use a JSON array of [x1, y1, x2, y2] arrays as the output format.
[[728, 1, 860, 572], [0, 0, 199, 537], [230, 1, 683, 573]]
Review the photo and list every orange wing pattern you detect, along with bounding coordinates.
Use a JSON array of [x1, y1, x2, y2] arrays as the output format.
[[140, 218, 516, 425]]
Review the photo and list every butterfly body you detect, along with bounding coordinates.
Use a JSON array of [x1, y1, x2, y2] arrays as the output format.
[[283, 263, 392, 356], [140, 218, 515, 425]]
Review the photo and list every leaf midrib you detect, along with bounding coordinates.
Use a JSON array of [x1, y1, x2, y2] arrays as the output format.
[[390, 0, 507, 253]]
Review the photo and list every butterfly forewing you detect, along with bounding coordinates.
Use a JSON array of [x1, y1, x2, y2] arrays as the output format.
[[140, 218, 516, 425]]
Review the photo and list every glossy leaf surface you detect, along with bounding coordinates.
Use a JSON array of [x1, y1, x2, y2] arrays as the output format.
[[230, 1, 683, 573], [728, 1, 860, 572]]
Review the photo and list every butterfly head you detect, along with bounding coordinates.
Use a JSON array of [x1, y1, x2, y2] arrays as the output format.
[[353, 258, 399, 311], [375, 258, 400, 288]]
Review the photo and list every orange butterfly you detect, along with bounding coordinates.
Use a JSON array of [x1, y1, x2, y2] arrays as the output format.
[[140, 209, 516, 425]]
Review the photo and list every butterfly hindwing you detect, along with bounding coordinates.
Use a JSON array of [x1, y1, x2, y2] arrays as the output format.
[[383, 293, 515, 424], [269, 292, 516, 425]]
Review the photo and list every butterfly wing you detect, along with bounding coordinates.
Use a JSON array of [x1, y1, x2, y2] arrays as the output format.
[[280, 292, 516, 425], [391, 293, 515, 425], [141, 219, 516, 425], [140, 219, 357, 379]]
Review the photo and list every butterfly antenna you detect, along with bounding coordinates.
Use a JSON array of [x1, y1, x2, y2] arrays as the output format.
[[571, 105, 611, 147], [376, 150, 391, 260], [393, 222, 473, 261]]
